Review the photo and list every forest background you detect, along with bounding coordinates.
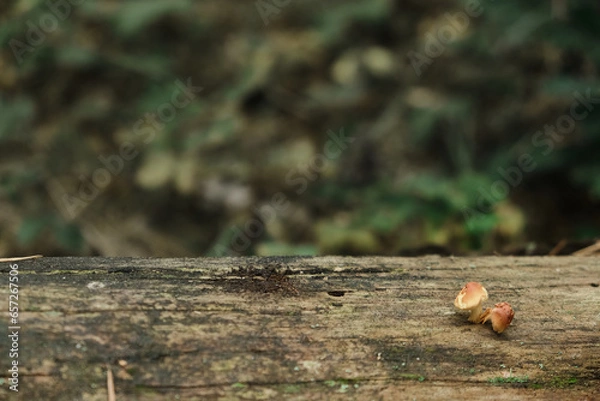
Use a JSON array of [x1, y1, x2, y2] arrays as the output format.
[[0, 0, 599, 257]]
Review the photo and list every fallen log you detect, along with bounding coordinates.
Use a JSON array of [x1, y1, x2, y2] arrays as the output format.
[[0, 256, 598, 400]]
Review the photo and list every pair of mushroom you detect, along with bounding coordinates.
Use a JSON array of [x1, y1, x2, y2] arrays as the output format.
[[454, 282, 514, 333]]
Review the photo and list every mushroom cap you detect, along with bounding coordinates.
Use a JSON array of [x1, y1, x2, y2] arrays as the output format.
[[488, 302, 515, 333], [454, 282, 488, 310]]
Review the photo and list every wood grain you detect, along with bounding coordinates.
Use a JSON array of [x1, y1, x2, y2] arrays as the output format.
[[0, 256, 599, 400]]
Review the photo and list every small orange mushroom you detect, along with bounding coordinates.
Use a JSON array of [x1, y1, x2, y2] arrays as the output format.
[[454, 282, 488, 322], [478, 302, 515, 334]]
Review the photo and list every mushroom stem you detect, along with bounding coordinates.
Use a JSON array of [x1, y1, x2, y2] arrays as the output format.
[[468, 304, 483, 323]]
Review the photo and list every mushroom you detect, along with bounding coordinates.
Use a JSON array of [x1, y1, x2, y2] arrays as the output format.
[[454, 282, 488, 322], [478, 302, 515, 334]]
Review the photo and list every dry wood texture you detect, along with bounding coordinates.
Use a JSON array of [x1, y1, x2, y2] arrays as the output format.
[[0, 256, 599, 400]]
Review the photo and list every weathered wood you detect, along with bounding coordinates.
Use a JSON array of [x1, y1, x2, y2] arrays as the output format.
[[1, 256, 599, 400]]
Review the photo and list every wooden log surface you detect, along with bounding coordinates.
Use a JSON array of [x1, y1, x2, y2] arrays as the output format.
[[0, 256, 599, 400]]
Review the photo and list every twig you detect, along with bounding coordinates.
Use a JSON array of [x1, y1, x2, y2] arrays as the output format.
[[549, 239, 567, 256], [0, 255, 43, 262], [106, 363, 116, 401], [572, 240, 600, 256]]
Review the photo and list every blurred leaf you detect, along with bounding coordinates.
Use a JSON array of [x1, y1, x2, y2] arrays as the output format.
[[55, 46, 97, 67], [572, 163, 600, 199], [104, 53, 172, 78], [112, 0, 191, 36], [542, 78, 598, 96], [0, 96, 35, 140], [256, 241, 317, 256], [409, 108, 438, 145], [205, 225, 251, 256], [54, 222, 84, 251], [0, 21, 21, 46], [574, 223, 600, 240], [314, 0, 390, 42], [185, 120, 236, 150], [316, 221, 380, 255], [463, 210, 498, 241], [493, 13, 548, 49], [17, 216, 48, 245], [362, 205, 414, 233]]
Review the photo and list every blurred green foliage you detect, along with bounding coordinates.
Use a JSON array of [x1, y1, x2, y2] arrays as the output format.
[[0, 0, 599, 256]]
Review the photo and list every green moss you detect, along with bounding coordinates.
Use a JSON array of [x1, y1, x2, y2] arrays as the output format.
[[523, 376, 580, 389], [284, 385, 301, 393], [45, 270, 104, 275], [488, 376, 528, 384], [550, 377, 578, 388], [322, 378, 361, 392], [398, 373, 426, 382]]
